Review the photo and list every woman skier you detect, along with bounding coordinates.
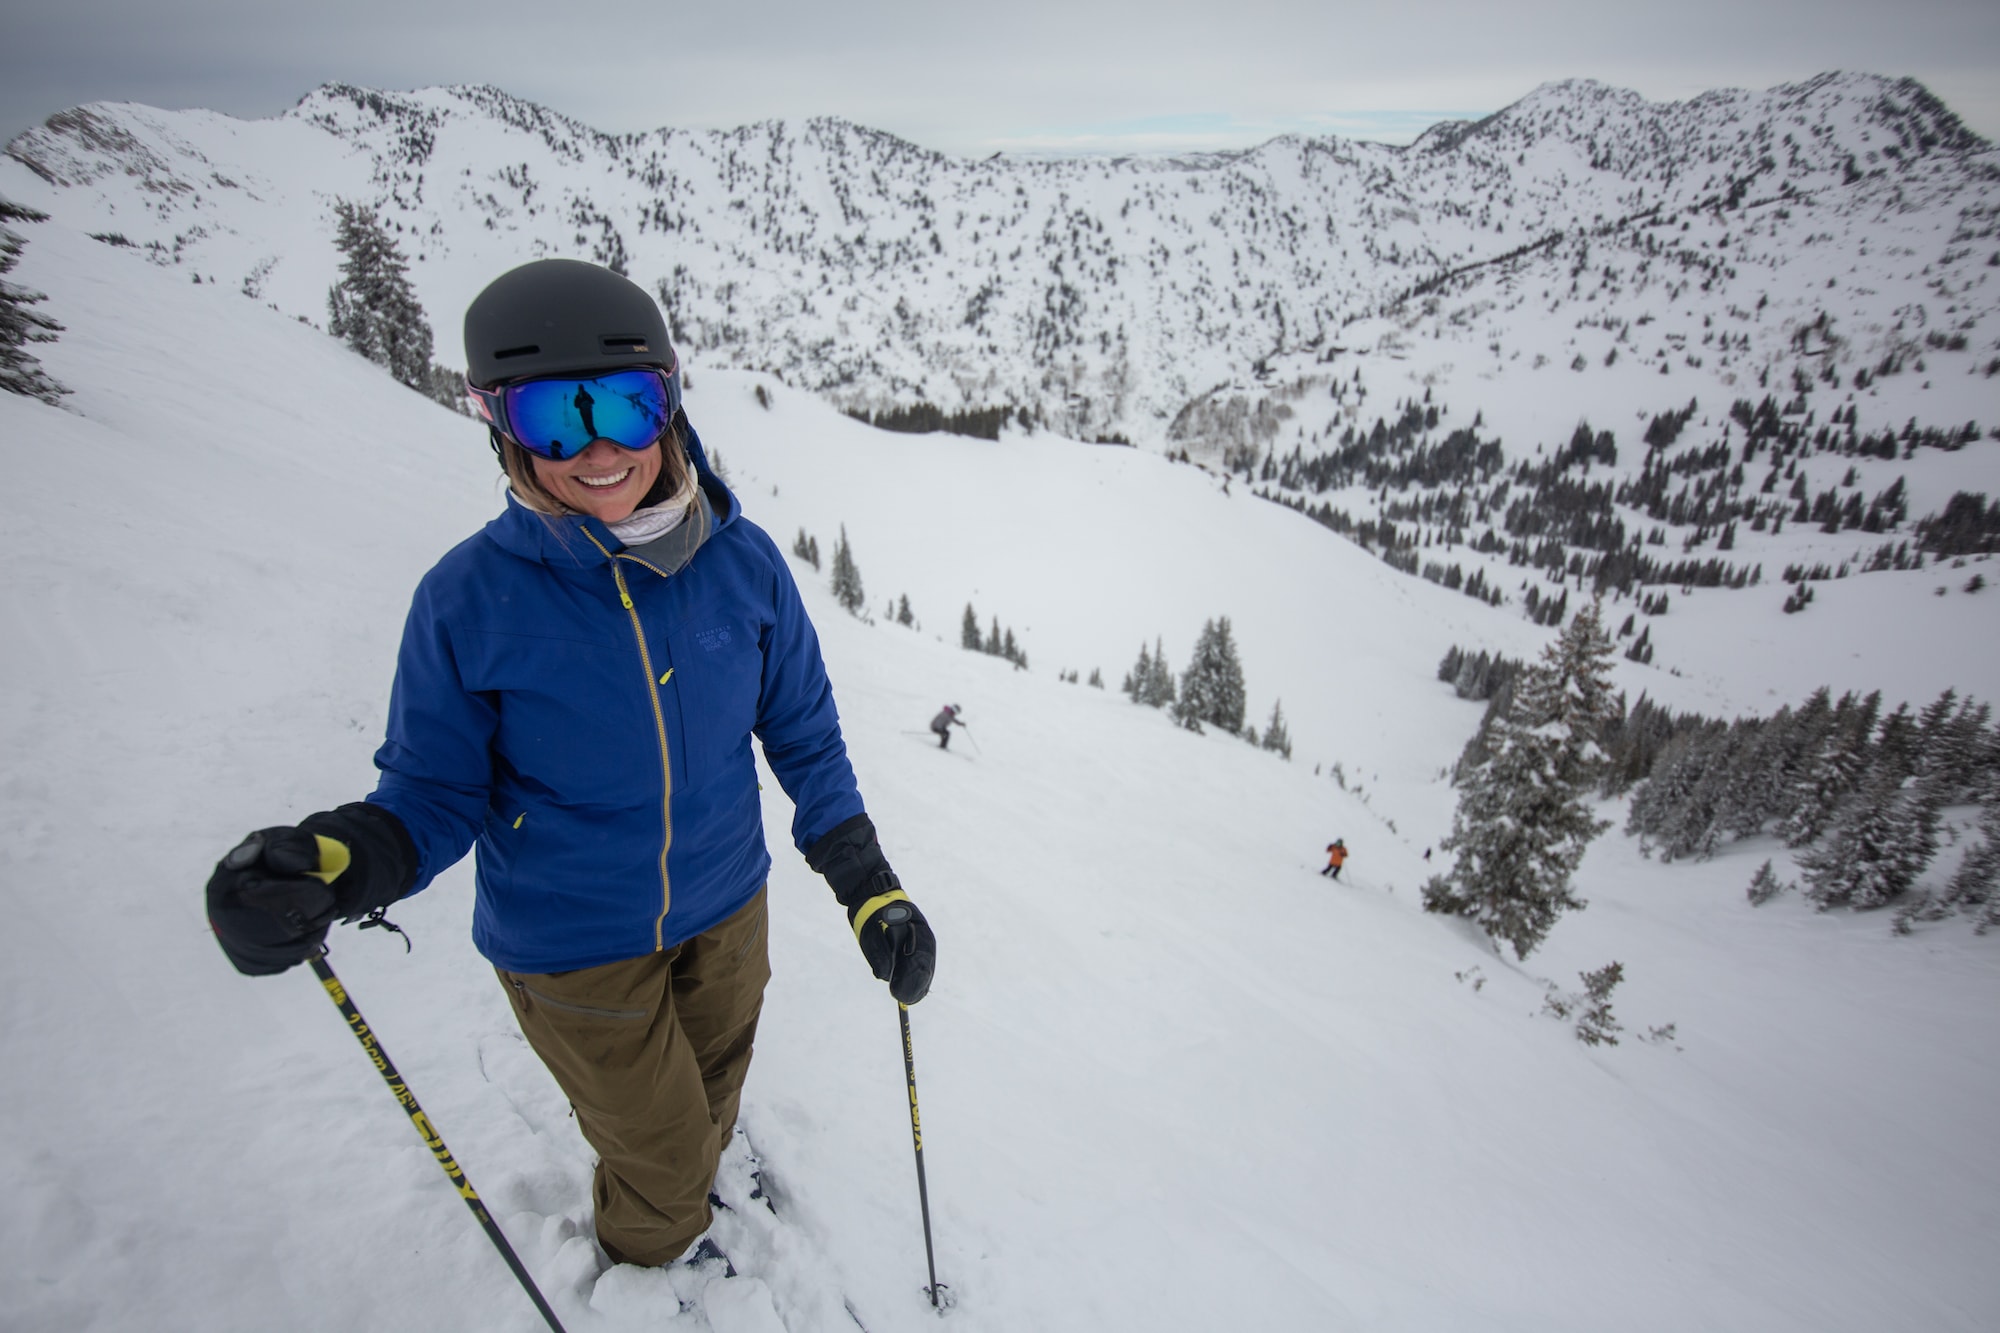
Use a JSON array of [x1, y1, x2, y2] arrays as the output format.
[[930, 703, 966, 749], [204, 258, 936, 1270]]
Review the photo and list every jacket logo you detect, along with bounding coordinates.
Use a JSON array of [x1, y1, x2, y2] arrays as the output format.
[[695, 627, 733, 651]]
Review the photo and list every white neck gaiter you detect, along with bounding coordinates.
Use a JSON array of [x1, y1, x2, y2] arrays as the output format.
[[606, 465, 700, 545]]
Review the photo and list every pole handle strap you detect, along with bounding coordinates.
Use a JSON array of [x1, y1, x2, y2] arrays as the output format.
[[309, 834, 351, 884], [851, 888, 911, 940]]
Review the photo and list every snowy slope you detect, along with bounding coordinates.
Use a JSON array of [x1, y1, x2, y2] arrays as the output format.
[[3, 192, 1999, 1333]]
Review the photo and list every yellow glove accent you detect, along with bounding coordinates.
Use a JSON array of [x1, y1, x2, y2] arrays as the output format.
[[309, 835, 352, 885], [850, 888, 911, 940]]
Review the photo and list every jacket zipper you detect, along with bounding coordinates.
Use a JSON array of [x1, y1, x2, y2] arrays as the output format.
[[582, 529, 676, 951], [510, 979, 647, 1021]]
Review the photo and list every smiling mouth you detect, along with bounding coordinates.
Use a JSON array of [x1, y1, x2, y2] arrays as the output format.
[[575, 469, 634, 489]]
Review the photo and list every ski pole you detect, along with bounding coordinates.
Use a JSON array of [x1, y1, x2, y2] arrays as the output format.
[[962, 726, 982, 756], [898, 1001, 946, 1310], [309, 953, 569, 1333]]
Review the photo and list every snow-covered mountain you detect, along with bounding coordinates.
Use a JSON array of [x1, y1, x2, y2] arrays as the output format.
[[4, 184, 1999, 1333], [4, 72, 2000, 1331], [5, 73, 1995, 449]]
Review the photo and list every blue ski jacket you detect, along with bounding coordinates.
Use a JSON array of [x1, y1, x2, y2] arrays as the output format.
[[364, 427, 864, 974]]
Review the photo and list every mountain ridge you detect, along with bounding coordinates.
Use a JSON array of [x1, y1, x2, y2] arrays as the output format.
[[6, 71, 1993, 447]]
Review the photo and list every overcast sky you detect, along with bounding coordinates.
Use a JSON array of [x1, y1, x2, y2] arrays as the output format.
[[4, 0, 1998, 157]]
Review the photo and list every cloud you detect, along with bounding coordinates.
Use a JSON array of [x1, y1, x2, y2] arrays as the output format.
[[3, 0, 1996, 154]]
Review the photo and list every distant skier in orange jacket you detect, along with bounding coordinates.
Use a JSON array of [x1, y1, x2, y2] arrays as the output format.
[[1320, 839, 1348, 880]]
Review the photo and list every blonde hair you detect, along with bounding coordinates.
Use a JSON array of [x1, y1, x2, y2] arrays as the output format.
[[500, 423, 696, 519]]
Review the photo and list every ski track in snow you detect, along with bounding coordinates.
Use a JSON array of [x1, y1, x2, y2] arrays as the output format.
[[0, 198, 1997, 1330]]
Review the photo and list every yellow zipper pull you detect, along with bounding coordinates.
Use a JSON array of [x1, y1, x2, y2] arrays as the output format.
[[659, 668, 674, 685], [619, 588, 634, 610]]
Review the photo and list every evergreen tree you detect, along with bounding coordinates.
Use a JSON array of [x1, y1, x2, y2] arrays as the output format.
[[1914, 690, 1994, 807], [1574, 963, 1624, 1047], [1539, 961, 1624, 1046], [962, 604, 982, 651], [985, 617, 1002, 656], [1797, 709, 1939, 911], [1897, 780, 2000, 933], [1423, 595, 1620, 959], [829, 525, 865, 614], [1087, 667, 1103, 689], [1949, 798, 2000, 933], [0, 199, 66, 404], [1625, 729, 1718, 858], [1121, 641, 1149, 699], [326, 200, 442, 398], [1781, 690, 1880, 846], [1145, 637, 1177, 710], [1745, 858, 1789, 905], [897, 595, 914, 627], [1719, 714, 1790, 840], [1175, 616, 1247, 735], [1261, 699, 1293, 759], [794, 528, 822, 570]]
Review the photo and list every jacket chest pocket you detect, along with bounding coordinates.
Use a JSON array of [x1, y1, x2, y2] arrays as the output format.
[[668, 619, 763, 786]]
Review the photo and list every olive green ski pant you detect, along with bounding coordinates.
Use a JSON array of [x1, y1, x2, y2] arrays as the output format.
[[497, 888, 770, 1267]]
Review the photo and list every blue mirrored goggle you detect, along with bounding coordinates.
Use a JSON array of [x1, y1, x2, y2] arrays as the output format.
[[468, 367, 680, 461]]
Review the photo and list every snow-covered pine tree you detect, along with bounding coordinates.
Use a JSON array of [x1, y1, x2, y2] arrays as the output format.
[[1781, 690, 1880, 847], [1423, 595, 1620, 959], [1670, 721, 1754, 860], [1174, 616, 1246, 735], [1452, 678, 1516, 781], [0, 199, 66, 404], [1574, 962, 1624, 1047], [1719, 714, 1790, 840], [1913, 689, 1995, 807], [1121, 641, 1149, 700], [962, 604, 982, 651], [1128, 637, 1176, 709], [1949, 796, 2000, 933], [1145, 637, 1177, 710], [1261, 699, 1293, 759], [1766, 686, 1834, 830], [1797, 705, 1939, 910], [1538, 961, 1624, 1046], [1624, 727, 1718, 857], [1746, 858, 1789, 905], [1895, 774, 2000, 933], [897, 595, 913, 626], [793, 528, 821, 570], [326, 200, 445, 401], [829, 525, 864, 614]]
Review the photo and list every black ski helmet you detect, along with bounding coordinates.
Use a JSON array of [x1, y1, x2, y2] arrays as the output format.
[[463, 258, 674, 390]]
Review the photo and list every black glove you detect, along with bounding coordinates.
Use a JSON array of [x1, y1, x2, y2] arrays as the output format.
[[206, 802, 417, 976], [806, 814, 935, 1004]]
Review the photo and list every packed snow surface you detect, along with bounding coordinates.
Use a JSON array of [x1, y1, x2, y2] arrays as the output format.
[[3, 200, 2000, 1331]]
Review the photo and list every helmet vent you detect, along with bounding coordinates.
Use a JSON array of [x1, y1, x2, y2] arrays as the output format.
[[493, 344, 540, 360], [601, 335, 650, 353]]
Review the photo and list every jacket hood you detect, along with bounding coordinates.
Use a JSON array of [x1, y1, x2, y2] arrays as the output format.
[[484, 415, 738, 569]]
